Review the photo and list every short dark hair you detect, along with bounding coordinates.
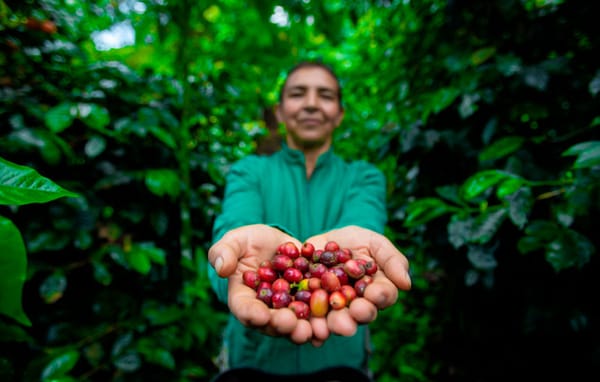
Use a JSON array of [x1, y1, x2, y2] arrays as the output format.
[[278, 61, 343, 106]]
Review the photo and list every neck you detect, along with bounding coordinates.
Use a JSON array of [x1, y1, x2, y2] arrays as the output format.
[[286, 140, 330, 179]]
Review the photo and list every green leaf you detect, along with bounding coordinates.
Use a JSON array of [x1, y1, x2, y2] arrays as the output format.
[[448, 209, 506, 248], [429, 87, 461, 114], [113, 352, 141, 372], [142, 302, 183, 326], [91, 260, 112, 286], [44, 102, 75, 133], [147, 125, 177, 149], [546, 228, 595, 271], [403, 197, 455, 228], [496, 177, 525, 199], [435, 184, 464, 205], [478, 136, 525, 162], [78, 103, 111, 130], [460, 169, 513, 200], [466, 244, 498, 271], [144, 169, 180, 198], [561, 140, 600, 156], [40, 349, 80, 380], [39, 272, 68, 304], [84, 135, 107, 158], [470, 47, 496, 66], [0, 216, 31, 326], [523, 219, 559, 241], [505, 187, 533, 229], [562, 140, 600, 168], [574, 147, 600, 169], [125, 246, 152, 275], [133, 242, 166, 265], [469, 209, 507, 245], [137, 338, 176, 369], [7, 129, 63, 165], [0, 157, 78, 205], [517, 235, 545, 254], [447, 215, 470, 249], [42, 377, 77, 382]]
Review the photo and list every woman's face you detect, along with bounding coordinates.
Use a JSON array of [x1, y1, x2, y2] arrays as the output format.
[[275, 66, 344, 151]]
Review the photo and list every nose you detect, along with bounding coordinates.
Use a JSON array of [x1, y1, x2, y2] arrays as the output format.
[[303, 89, 319, 110]]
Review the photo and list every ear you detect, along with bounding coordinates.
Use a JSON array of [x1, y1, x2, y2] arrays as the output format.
[[274, 104, 283, 123], [334, 107, 345, 128]]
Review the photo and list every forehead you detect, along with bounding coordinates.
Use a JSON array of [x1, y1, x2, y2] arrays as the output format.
[[284, 67, 339, 92]]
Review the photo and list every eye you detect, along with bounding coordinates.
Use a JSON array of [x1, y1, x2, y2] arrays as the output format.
[[319, 91, 336, 100]]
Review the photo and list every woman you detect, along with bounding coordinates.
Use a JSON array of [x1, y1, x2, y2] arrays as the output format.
[[208, 61, 411, 381]]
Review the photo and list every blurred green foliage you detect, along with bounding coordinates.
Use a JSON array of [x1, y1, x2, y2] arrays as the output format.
[[1, 0, 598, 381]]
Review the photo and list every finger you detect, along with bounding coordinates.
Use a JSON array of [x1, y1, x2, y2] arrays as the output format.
[[290, 319, 313, 344], [270, 308, 298, 335], [363, 271, 399, 309], [208, 236, 245, 278], [311, 338, 325, 348], [348, 297, 378, 324], [366, 233, 412, 291], [229, 292, 271, 327], [326, 309, 357, 337], [310, 316, 330, 341]]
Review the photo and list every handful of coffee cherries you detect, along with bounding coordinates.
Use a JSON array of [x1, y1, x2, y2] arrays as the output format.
[[242, 240, 377, 319]]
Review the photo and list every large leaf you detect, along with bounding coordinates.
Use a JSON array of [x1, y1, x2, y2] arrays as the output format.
[[466, 244, 498, 271], [144, 168, 181, 198], [44, 102, 75, 133], [123, 242, 165, 275], [447, 209, 506, 248], [78, 103, 111, 130], [517, 219, 559, 254], [546, 228, 595, 271], [137, 337, 176, 369], [470, 209, 507, 245], [0, 157, 78, 205], [40, 349, 80, 380], [6, 129, 63, 165], [478, 136, 525, 162], [562, 141, 600, 169], [460, 169, 514, 201], [505, 187, 533, 229], [0, 216, 31, 326], [403, 197, 456, 228]]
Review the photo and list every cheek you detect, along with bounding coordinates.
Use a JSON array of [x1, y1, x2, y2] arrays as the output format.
[[325, 108, 343, 122], [280, 102, 302, 116]]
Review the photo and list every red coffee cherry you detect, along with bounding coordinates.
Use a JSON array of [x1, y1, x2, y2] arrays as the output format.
[[277, 241, 300, 259], [272, 278, 291, 293], [324, 241, 340, 252], [301, 242, 315, 258], [309, 289, 329, 317], [251, 241, 380, 320], [243, 270, 260, 289], [289, 300, 310, 319], [329, 290, 347, 310], [272, 290, 292, 309]]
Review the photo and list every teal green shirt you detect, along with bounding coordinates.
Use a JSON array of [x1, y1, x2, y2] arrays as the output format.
[[209, 144, 387, 375]]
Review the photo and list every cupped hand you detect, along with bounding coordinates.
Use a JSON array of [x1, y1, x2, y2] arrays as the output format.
[[208, 224, 411, 346], [208, 224, 315, 343], [303, 225, 411, 337]]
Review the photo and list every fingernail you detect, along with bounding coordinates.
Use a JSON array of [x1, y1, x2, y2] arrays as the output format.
[[215, 257, 223, 274]]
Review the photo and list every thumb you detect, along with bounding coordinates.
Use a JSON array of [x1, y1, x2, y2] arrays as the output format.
[[208, 239, 243, 277]]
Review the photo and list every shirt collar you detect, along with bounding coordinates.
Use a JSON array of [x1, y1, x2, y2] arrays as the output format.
[[280, 143, 334, 167]]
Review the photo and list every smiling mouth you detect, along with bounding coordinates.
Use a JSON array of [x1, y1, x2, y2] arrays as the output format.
[[299, 119, 322, 125]]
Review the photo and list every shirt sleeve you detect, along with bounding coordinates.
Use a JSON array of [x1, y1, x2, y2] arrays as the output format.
[[208, 156, 265, 304], [334, 161, 388, 234]]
